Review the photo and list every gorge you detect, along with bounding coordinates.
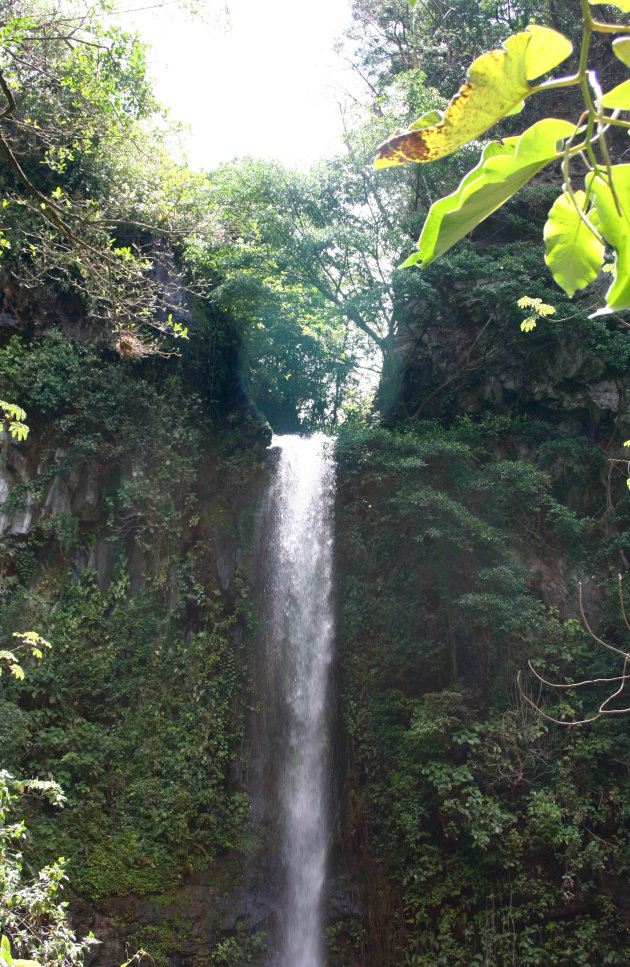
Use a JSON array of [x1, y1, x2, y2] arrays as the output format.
[[3, 1, 630, 966], [3, 312, 630, 966]]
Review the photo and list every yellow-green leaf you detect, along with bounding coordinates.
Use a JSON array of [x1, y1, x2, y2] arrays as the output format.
[[409, 110, 443, 131], [521, 23, 573, 78], [1, 935, 14, 966], [504, 99, 526, 117], [587, 165, 630, 310], [375, 25, 572, 168], [518, 296, 556, 331], [402, 118, 574, 267], [0, 400, 26, 421], [544, 190, 605, 296], [517, 296, 556, 316], [9, 421, 29, 441], [602, 78, 630, 108], [590, 0, 630, 10], [612, 36, 630, 69]]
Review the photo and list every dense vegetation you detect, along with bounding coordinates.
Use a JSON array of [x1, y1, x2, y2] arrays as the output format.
[[3, 0, 630, 966], [334, 422, 630, 966]]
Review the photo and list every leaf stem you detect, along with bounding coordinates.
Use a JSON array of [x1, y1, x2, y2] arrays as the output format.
[[532, 72, 581, 94], [588, 18, 630, 34]]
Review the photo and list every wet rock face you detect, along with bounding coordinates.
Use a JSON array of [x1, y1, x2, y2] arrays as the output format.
[[71, 861, 356, 967], [0, 434, 109, 538], [0, 275, 94, 342], [387, 289, 625, 440], [0, 431, 38, 535], [214, 521, 243, 593], [71, 863, 281, 967]]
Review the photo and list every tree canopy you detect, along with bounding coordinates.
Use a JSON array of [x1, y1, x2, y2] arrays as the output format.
[[0, 0, 212, 353]]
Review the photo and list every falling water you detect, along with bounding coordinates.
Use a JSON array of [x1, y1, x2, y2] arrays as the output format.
[[260, 433, 335, 967]]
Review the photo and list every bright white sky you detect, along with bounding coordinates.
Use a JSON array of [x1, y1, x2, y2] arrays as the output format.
[[113, 0, 356, 171]]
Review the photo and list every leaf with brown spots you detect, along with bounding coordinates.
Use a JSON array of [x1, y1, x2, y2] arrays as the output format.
[[374, 24, 572, 169]]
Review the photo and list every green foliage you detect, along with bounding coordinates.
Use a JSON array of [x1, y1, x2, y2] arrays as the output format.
[[1, 558, 254, 901], [0, 330, 204, 568], [0, 770, 96, 966], [0, 333, 88, 417], [0, 632, 50, 681], [0, 402, 28, 442], [125, 926, 172, 967], [543, 189, 605, 297], [517, 294, 556, 332], [378, 1, 630, 313], [0, 402, 85, 966], [0, 321, 262, 922], [585, 164, 630, 310], [195, 157, 381, 429], [0, 554, 256, 902], [334, 424, 630, 965], [0, 1, 214, 351], [209, 930, 266, 967]]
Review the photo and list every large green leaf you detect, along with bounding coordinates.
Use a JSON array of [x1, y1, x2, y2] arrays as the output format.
[[543, 190, 605, 296], [402, 118, 574, 268], [587, 165, 630, 310], [375, 25, 572, 168]]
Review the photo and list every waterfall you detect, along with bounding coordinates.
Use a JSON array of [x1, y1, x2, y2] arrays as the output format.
[[258, 433, 336, 967]]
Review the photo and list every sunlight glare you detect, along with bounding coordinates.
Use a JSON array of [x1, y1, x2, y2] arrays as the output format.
[[114, 0, 354, 170]]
